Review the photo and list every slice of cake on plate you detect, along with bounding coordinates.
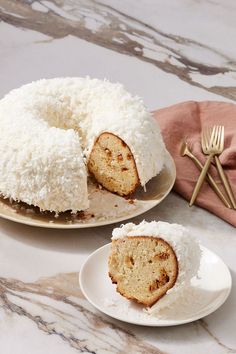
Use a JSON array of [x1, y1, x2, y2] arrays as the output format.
[[108, 220, 201, 313]]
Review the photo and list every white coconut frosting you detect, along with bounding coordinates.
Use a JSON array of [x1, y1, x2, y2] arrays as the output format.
[[0, 77, 166, 213], [112, 220, 201, 314]]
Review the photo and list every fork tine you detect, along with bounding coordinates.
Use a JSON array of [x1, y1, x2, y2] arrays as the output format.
[[216, 125, 221, 148], [216, 126, 221, 150], [217, 126, 223, 150], [214, 126, 220, 148], [209, 126, 214, 147], [218, 126, 222, 148], [210, 126, 216, 147], [206, 126, 212, 149], [220, 126, 224, 151], [217, 126, 221, 146]]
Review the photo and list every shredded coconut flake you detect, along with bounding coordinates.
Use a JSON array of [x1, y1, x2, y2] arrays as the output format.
[[0, 78, 166, 212]]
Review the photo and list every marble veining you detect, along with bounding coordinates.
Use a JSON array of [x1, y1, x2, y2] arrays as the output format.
[[0, 0, 236, 100], [0, 272, 163, 353], [199, 319, 236, 353]]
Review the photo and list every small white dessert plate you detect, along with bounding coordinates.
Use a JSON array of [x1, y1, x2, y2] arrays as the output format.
[[79, 243, 232, 326], [0, 151, 175, 228]]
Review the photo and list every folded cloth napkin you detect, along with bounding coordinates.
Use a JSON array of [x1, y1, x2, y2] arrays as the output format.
[[153, 101, 236, 227]]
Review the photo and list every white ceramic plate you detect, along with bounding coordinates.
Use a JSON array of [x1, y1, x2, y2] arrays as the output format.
[[0, 151, 175, 228], [79, 243, 232, 326]]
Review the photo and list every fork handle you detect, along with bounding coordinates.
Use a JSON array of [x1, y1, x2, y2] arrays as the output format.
[[215, 156, 236, 209], [189, 153, 214, 206], [189, 154, 231, 208]]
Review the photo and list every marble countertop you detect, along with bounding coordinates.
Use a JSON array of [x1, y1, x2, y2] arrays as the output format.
[[0, 1, 236, 353]]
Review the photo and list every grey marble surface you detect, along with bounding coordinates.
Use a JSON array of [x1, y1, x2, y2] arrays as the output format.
[[0, 1, 236, 353]]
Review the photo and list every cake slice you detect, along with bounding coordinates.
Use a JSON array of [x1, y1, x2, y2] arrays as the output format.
[[88, 132, 139, 196], [109, 236, 178, 306], [108, 221, 201, 309]]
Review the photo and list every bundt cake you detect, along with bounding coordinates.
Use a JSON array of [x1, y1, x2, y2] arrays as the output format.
[[0, 78, 166, 213], [108, 221, 201, 310]]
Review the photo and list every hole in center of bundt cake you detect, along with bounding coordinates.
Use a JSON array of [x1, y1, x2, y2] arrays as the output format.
[[108, 236, 178, 307], [87, 132, 140, 196]]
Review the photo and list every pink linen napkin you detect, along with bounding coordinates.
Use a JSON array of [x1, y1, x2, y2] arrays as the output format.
[[153, 101, 236, 227]]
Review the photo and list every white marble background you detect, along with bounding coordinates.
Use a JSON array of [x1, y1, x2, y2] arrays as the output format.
[[0, 1, 236, 353]]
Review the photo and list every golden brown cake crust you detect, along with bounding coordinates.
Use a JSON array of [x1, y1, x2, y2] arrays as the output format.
[[88, 132, 140, 196], [108, 236, 179, 307]]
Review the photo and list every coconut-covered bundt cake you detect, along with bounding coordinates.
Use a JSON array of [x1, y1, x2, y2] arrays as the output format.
[[108, 221, 201, 309], [0, 78, 166, 213]]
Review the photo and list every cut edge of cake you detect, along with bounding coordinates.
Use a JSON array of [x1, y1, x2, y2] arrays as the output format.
[[88, 132, 140, 196], [108, 236, 179, 307]]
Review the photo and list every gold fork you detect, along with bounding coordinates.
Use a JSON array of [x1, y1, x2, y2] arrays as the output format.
[[206, 126, 236, 209], [189, 126, 221, 206], [180, 141, 231, 208]]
